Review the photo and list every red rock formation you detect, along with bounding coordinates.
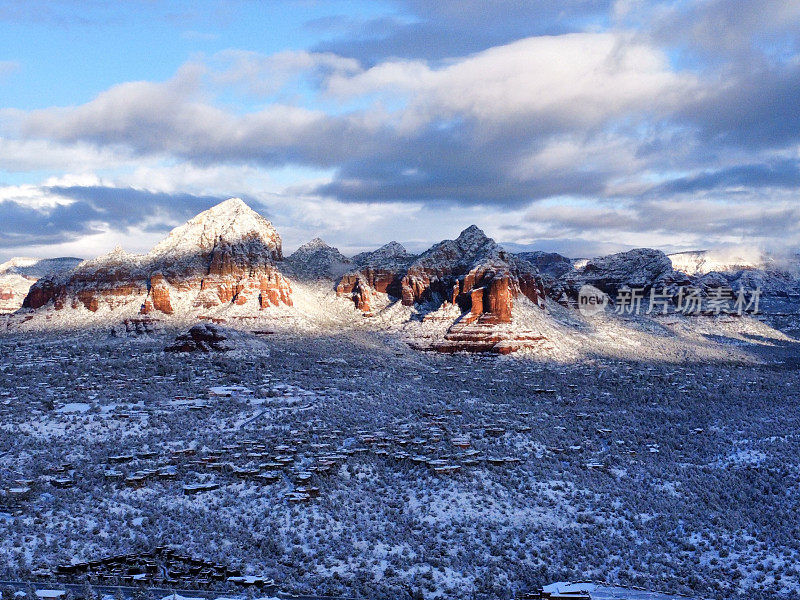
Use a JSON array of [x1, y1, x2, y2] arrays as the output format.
[[22, 280, 65, 310], [22, 199, 294, 317], [485, 275, 512, 323], [336, 274, 372, 314], [259, 271, 293, 308], [352, 279, 371, 314], [515, 273, 546, 308], [429, 320, 548, 355], [340, 263, 539, 325], [76, 291, 100, 312], [141, 273, 173, 315]]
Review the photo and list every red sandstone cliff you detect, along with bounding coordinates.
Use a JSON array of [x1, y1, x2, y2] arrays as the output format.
[[23, 198, 293, 316]]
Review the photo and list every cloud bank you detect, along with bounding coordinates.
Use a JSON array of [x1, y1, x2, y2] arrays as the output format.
[[1, 0, 798, 260]]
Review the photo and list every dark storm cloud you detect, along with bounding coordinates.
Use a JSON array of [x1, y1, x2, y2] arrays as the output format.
[[650, 160, 800, 196], [678, 63, 800, 149], [0, 199, 102, 247], [313, 125, 609, 207], [522, 199, 800, 240], [21, 32, 687, 209], [10, 0, 800, 239], [0, 186, 230, 248]]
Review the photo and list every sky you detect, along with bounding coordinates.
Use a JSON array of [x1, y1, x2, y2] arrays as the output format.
[[1, 0, 799, 261]]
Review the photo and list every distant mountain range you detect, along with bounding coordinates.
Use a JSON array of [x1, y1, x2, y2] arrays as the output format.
[[2, 198, 798, 355]]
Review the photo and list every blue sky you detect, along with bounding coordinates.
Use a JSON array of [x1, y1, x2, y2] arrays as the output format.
[[1, 0, 799, 261]]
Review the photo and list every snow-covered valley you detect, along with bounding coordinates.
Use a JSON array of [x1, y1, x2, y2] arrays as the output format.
[[1, 323, 799, 600]]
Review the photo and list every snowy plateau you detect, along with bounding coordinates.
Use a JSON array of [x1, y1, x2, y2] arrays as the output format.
[[0, 198, 799, 600]]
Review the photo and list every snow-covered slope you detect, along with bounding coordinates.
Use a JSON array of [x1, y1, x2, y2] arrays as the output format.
[[668, 248, 766, 275], [20, 198, 291, 318], [283, 238, 352, 280], [352, 241, 416, 268], [149, 197, 282, 261], [0, 256, 82, 279], [575, 248, 684, 292], [669, 248, 800, 298]]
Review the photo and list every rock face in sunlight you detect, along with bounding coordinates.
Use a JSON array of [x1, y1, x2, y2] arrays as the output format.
[[22, 198, 293, 315], [429, 320, 549, 355], [0, 257, 82, 314], [335, 228, 547, 351], [13, 198, 799, 363]]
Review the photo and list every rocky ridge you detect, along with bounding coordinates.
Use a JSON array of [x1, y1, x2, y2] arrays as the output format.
[[22, 198, 292, 316], [337, 226, 546, 323], [12, 198, 800, 356], [0, 257, 82, 314], [283, 238, 352, 280]]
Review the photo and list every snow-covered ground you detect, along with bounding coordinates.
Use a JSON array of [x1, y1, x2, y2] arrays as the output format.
[[0, 323, 798, 600]]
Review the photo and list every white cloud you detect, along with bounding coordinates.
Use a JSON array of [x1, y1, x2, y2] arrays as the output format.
[[327, 33, 697, 132], [210, 49, 360, 97]]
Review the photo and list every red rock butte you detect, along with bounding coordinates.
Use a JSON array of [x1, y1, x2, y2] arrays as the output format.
[[19, 199, 551, 354], [23, 198, 293, 315]]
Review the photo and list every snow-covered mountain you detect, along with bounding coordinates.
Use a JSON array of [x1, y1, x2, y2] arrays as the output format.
[[352, 241, 415, 269], [668, 249, 800, 298], [149, 197, 282, 261], [22, 198, 292, 316], [668, 249, 766, 276], [283, 238, 352, 280], [0, 256, 83, 279], [0, 256, 82, 313], [8, 198, 800, 356]]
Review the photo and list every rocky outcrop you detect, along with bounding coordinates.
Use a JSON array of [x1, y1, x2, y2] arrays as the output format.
[[164, 324, 232, 353], [337, 227, 546, 325], [546, 248, 691, 306], [22, 198, 293, 316], [336, 266, 407, 314], [336, 273, 373, 314], [577, 248, 676, 292], [352, 241, 415, 269], [283, 238, 352, 280], [515, 251, 573, 278], [110, 318, 163, 337], [2, 257, 82, 314], [141, 273, 173, 315], [427, 320, 549, 355]]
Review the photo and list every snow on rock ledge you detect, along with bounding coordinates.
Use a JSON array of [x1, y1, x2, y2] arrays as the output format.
[[22, 198, 293, 316]]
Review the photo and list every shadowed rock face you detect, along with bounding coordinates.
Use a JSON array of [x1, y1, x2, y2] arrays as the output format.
[[164, 324, 232, 353], [22, 198, 293, 315], [283, 238, 352, 280]]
